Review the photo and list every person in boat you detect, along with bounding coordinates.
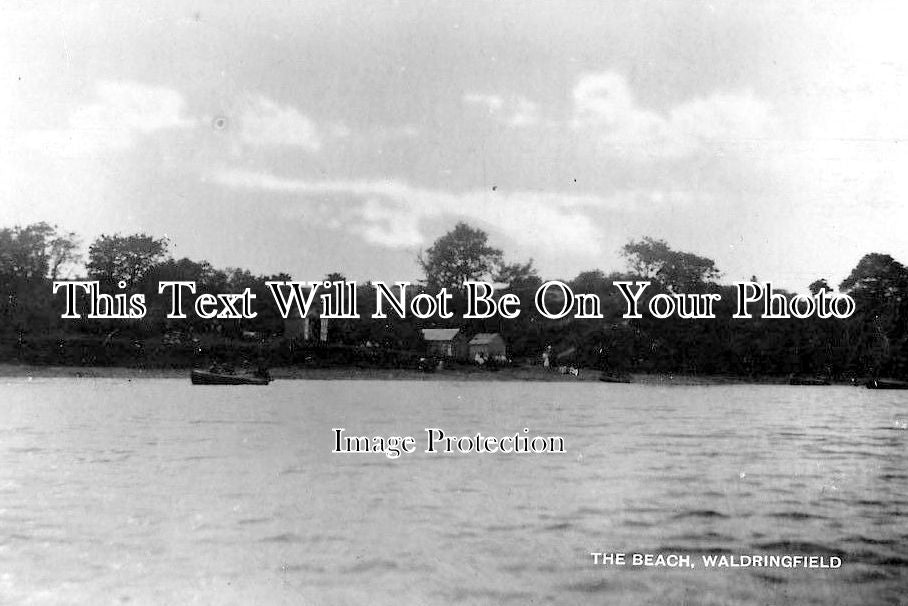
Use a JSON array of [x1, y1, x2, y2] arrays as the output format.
[[209, 358, 235, 375], [252, 356, 271, 380]]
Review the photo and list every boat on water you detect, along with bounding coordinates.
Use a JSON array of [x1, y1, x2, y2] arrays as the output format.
[[865, 378, 908, 390], [599, 372, 632, 384], [190, 368, 272, 386]]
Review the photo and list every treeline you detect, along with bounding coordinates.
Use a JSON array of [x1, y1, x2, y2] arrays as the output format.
[[1, 221, 906, 378]]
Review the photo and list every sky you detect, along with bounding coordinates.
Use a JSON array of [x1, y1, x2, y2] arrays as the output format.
[[2, 0, 907, 291]]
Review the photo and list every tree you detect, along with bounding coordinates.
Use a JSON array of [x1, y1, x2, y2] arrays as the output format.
[[808, 279, 831, 295], [0, 222, 81, 330], [838, 253, 908, 376], [86, 233, 169, 287], [144, 257, 227, 293], [0, 222, 81, 281], [570, 270, 609, 294], [419, 222, 503, 291], [623, 237, 720, 292], [495, 259, 541, 291], [839, 253, 907, 296], [47, 228, 82, 280]]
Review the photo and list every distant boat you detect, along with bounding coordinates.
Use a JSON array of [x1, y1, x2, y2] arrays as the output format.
[[789, 376, 831, 386], [865, 378, 908, 390], [190, 369, 272, 386], [599, 371, 632, 384]]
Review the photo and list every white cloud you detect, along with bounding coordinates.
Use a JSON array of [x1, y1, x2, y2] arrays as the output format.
[[211, 169, 626, 255], [464, 93, 540, 128], [238, 95, 321, 151], [382, 124, 420, 139], [463, 93, 505, 113], [571, 71, 770, 159], [17, 84, 324, 159], [506, 97, 541, 128], [23, 81, 195, 156]]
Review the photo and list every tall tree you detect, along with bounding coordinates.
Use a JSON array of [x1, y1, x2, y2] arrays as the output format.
[[808, 278, 832, 295], [86, 233, 169, 287], [0, 222, 80, 329], [418, 222, 503, 291], [839, 253, 908, 376], [570, 269, 610, 295], [0, 222, 80, 281], [623, 237, 720, 293], [143, 257, 227, 292], [839, 253, 907, 296], [495, 259, 541, 291]]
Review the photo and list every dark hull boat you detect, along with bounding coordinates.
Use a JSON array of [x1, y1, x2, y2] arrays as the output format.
[[866, 378, 908, 390], [190, 369, 272, 385], [599, 372, 632, 384]]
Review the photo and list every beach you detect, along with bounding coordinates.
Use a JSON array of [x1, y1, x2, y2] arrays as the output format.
[[0, 363, 795, 384]]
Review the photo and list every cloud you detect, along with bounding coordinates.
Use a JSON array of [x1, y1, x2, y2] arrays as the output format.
[[379, 124, 420, 139], [571, 71, 770, 159], [464, 93, 540, 128], [19, 84, 324, 159], [211, 169, 628, 255], [237, 95, 321, 151], [24, 81, 195, 156], [506, 97, 541, 128], [463, 93, 505, 113]]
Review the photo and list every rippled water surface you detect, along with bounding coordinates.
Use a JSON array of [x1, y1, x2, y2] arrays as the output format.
[[1, 379, 906, 604]]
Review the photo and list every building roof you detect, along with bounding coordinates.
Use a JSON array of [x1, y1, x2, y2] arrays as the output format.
[[469, 333, 503, 345], [421, 328, 461, 342]]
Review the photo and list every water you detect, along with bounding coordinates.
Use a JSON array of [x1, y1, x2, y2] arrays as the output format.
[[0, 379, 906, 605]]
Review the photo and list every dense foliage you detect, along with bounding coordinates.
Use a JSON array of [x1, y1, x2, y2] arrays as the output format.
[[0, 221, 904, 378]]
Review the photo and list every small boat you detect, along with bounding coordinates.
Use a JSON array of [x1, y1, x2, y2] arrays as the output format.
[[599, 371, 632, 384], [866, 378, 908, 390], [190, 369, 272, 385]]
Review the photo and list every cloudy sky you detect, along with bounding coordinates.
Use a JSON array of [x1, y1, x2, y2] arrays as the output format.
[[2, 1, 906, 290]]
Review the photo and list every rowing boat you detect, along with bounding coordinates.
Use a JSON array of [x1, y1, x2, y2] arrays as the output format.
[[190, 369, 272, 385], [866, 378, 908, 390]]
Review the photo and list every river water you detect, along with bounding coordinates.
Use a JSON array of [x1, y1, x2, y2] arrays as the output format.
[[0, 379, 905, 605]]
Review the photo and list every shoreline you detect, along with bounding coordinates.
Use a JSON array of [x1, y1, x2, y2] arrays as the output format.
[[0, 363, 804, 385]]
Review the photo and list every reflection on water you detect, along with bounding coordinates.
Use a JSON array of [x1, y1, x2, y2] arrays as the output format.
[[0, 379, 906, 604]]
